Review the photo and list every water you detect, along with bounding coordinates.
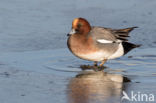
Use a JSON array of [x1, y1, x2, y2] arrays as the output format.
[[0, 0, 156, 103]]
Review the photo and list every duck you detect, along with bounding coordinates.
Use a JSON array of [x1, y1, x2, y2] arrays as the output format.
[[67, 17, 140, 68]]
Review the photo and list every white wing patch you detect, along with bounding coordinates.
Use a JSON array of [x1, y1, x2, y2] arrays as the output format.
[[97, 39, 113, 43]]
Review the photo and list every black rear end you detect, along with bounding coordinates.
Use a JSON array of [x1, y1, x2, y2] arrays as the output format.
[[122, 42, 141, 55]]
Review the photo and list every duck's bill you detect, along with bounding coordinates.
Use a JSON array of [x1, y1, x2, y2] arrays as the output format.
[[67, 29, 76, 36], [67, 33, 70, 36]]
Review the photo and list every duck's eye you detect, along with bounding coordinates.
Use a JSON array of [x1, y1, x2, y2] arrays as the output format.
[[77, 23, 82, 28]]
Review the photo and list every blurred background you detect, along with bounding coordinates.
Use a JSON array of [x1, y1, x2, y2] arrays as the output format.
[[0, 0, 156, 52]]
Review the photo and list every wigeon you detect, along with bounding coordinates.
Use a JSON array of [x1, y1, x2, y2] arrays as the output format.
[[67, 18, 140, 68]]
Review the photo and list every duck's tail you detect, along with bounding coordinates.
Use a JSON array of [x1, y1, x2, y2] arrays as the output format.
[[113, 27, 138, 42]]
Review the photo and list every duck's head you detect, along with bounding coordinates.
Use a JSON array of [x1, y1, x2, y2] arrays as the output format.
[[67, 18, 91, 36]]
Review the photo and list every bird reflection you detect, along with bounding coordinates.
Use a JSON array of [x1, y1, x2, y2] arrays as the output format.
[[67, 70, 130, 103]]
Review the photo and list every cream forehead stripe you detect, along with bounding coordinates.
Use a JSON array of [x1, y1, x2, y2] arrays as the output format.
[[72, 18, 79, 27]]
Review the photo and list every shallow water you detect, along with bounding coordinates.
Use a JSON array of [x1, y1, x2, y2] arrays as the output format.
[[0, 0, 156, 103]]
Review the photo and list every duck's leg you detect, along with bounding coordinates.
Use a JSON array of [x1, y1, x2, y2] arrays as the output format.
[[94, 61, 98, 66], [99, 59, 107, 67]]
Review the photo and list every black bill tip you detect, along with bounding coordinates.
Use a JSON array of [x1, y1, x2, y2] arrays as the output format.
[[67, 34, 70, 36]]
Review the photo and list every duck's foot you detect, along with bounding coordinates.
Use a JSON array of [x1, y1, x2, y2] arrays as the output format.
[[80, 65, 93, 70], [96, 65, 106, 71], [80, 65, 107, 71]]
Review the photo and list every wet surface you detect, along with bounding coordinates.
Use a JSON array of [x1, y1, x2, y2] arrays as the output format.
[[0, 0, 156, 103], [68, 71, 125, 103], [0, 48, 156, 103]]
